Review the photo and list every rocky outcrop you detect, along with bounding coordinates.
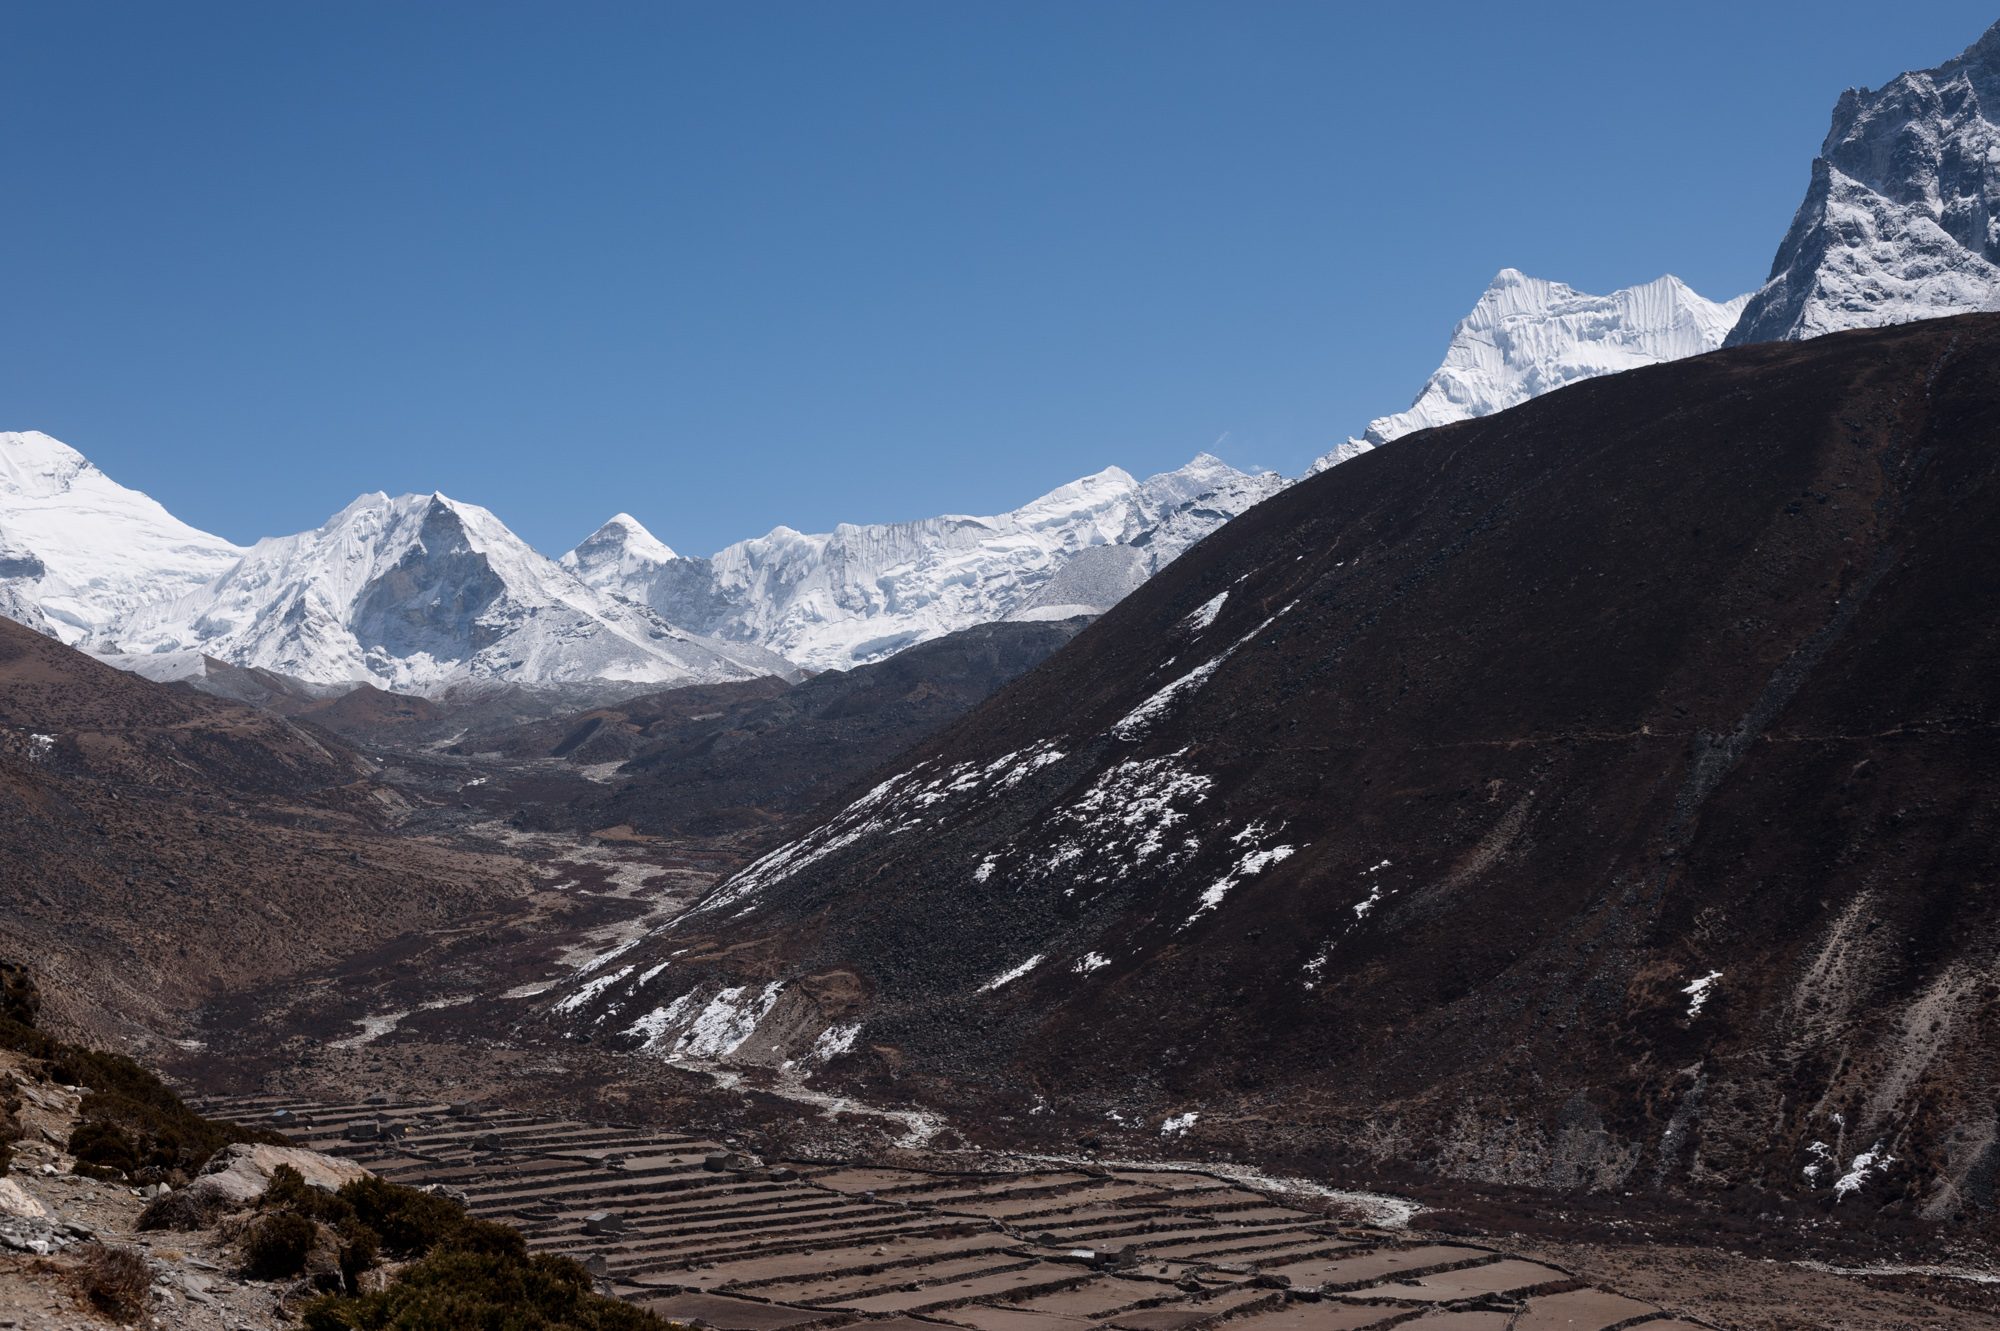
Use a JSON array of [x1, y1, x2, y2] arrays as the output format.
[[186, 1144, 369, 1208], [1728, 20, 2000, 344]]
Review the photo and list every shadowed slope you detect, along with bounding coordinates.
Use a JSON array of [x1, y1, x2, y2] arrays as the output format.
[[561, 315, 2000, 1223]]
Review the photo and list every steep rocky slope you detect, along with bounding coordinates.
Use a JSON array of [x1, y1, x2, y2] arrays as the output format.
[[559, 316, 2000, 1224], [0, 618, 523, 1046], [1729, 20, 2000, 344]]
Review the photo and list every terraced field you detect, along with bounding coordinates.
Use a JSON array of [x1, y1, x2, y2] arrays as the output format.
[[199, 1094, 1713, 1330]]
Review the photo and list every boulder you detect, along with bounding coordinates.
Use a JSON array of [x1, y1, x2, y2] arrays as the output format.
[[0, 1178, 46, 1220], [189, 1144, 371, 1207]]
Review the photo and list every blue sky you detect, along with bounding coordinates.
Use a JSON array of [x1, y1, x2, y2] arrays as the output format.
[[4, 2, 1995, 555]]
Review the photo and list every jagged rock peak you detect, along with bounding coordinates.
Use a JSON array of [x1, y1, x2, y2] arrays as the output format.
[[1728, 20, 2000, 345]]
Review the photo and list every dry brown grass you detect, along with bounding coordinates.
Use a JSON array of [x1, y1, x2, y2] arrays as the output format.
[[72, 1243, 150, 1322]]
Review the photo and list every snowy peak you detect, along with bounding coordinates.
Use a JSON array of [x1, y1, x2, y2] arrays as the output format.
[[1359, 270, 1747, 449], [561, 512, 680, 595], [0, 429, 92, 497], [1307, 270, 1746, 473], [113, 488, 791, 694], [571, 454, 1279, 672], [1728, 20, 2000, 344], [0, 430, 245, 643]]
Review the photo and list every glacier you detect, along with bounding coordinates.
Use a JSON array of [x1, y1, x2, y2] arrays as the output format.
[[1728, 20, 2000, 345], [0, 274, 1756, 687]]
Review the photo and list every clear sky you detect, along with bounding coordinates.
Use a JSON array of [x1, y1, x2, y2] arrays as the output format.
[[5, 2, 1995, 556]]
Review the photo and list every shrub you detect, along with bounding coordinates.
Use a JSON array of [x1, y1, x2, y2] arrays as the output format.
[[334, 1176, 466, 1258], [241, 1210, 318, 1280], [301, 1246, 671, 1330], [57, 1045, 287, 1181], [266, 1164, 354, 1224], [137, 1186, 228, 1232], [440, 1216, 528, 1260], [67, 1118, 141, 1178], [73, 1243, 151, 1322], [335, 1216, 379, 1291], [1, 1074, 23, 1176], [0, 961, 282, 1182], [0, 962, 40, 1029]]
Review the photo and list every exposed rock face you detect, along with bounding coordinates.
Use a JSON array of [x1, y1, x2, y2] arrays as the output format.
[[568, 316, 2000, 1217], [1728, 20, 2000, 344], [564, 456, 1284, 672], [0, 1179, 45, 1220]]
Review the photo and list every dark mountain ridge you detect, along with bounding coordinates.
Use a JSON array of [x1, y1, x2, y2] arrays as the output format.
[[564, 616, 1090, 837], [560, 315, 2000, 1226]]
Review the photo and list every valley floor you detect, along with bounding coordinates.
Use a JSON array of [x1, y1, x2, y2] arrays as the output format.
[[128, 779, 2000, 1331]]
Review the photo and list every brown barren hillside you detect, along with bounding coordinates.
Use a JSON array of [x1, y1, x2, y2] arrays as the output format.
[[556, 314, 2000, 1227], [0, 620, 525, 1046]]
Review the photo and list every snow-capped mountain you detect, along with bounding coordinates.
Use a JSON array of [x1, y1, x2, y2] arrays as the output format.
[[0, 579, 54, 637], [112, 491, 794, 694], [1729, 21, 2000, 345], [0, 431, 245, 643], [1309, 270, 1747, 472], [565, 455, 1284, 672], [560, 512, 679, 586]]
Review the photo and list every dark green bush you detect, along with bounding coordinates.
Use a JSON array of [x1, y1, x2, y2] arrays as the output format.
[[440, 1216, 528, 1260], [335, 1216, 379, 1292], [266, 1164, 353, 1223], [67, 1118, 142, 1177], [301, 1246, 670, 1330], [0, 962, 281, 1182], [241, 1210, 318, 1279], [0, 1079, 20, 1177], [0, 962, 40, 1029], [334, 1175, 466, 1258], [58, 1045, 286, 1181]]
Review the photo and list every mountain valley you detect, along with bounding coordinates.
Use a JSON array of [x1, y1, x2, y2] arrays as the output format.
[[9, 19, 2000, 1329]]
